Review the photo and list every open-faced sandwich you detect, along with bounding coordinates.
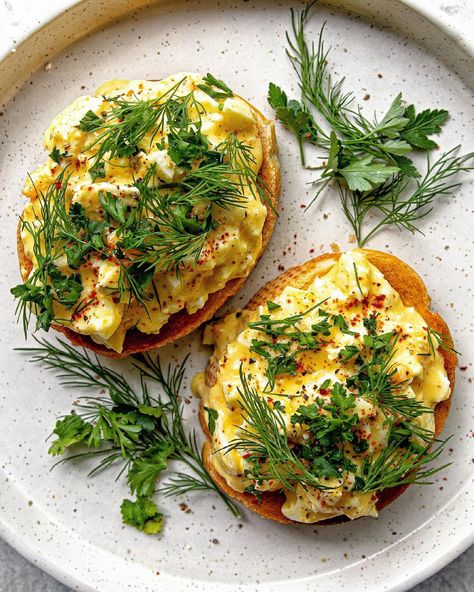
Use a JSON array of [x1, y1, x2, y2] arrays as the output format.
[[195, 249, 456, 524], [12, 73, 280, 356]]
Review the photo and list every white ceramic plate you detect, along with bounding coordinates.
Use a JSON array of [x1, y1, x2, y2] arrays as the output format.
[[0, 1, 473, 591]]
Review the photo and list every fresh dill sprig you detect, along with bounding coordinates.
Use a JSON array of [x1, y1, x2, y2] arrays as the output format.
[[220, 133, 274, 210], [355, 429, 451, 493], [425, 325, 459, 357], [11, 171, 84, 334], [116, 159, 248, 275], [222, 368, 331, 491], [162, 160, 249, 209], [268, 2, 474, 245], [17, 337, 240, 534], [348, 328, 433, 423], [80, 77, 188, 180], [132, 351, 240, 514], [339, 147, 474, 246]]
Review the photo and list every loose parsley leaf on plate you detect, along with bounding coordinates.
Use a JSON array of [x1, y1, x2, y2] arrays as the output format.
[[400, 106, 449, 150], [268, 82, 318, 165], [267, 2, 473, 245], [18, 339, 241, 534], [337, 156, 400, 192], [48, 415, 93, 456], [120, 498, 164, 535]]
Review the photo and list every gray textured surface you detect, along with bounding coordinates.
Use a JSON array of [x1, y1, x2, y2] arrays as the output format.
[[0, 536, 472, 591]]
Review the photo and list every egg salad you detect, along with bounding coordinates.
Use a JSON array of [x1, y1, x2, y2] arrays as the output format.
[[194, 250, 451, 523], [13, 73, 268, 352]]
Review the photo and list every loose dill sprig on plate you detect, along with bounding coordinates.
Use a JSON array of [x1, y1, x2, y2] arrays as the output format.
[[17, 338, 240, 534], [338, 147, 474, 246], [268, 2, 474, 245], [131, 351, 239, 514]]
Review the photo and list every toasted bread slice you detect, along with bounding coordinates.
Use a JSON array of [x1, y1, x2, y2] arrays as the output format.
[[17, 99, 280, 358], [199, 249, 457, 524]]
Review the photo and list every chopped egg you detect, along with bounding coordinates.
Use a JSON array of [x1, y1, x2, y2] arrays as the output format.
[[221, 97, 255, 130]]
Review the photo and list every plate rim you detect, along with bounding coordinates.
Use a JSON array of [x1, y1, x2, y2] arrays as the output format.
[[0, 1, 472, 591]]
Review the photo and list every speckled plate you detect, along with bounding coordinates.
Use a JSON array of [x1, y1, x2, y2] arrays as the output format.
[[0, 1, 473, 591]]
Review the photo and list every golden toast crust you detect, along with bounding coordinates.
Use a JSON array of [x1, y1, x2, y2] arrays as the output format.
[[16, 99, 280, 358], [199, 249, 457, 524]]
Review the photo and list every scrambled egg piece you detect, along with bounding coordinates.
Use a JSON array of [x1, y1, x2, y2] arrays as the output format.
[[194, 250, 451, 523], [20, 74, 267, 351]]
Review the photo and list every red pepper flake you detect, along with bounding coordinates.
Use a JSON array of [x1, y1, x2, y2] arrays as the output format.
[[372, 294, 386, 309], [54, 181, 62, 190], [242, 453, 252, 459]]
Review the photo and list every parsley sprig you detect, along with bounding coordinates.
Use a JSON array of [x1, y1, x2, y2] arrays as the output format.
[[247, 299, 329, 390], [18, 338, 240, 534], [268, 2, 474, 245]]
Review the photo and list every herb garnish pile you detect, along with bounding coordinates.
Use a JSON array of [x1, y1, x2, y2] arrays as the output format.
[[19, 338, 240, 534], [12, 74, 268, 333], [268, 2, 474, 245], [223, 301, 451, 498]]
